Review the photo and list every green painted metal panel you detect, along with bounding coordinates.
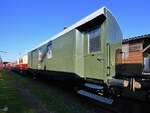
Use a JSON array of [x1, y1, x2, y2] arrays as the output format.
[[37, 44, 48, 70], [28, 7, 122, 83], [74, 8, 122, 82], [83, 27, 105, 80], [104, 8, 123, 80], [75, 30, 84, 77], [31, 50, 38, 70], [45, 30, 76, 73]]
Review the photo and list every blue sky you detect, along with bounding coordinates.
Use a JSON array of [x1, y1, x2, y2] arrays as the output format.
[[0, 0, 150, 62]]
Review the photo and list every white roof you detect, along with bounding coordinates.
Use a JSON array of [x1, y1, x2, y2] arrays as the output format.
[[29, 6, 106, 52]]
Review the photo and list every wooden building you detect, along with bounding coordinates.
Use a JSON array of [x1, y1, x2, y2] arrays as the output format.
[[118, 34, 150, 75]]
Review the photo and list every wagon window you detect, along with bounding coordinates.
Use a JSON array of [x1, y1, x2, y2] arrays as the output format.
[[47, 42, 52, 59], [32, 50, 36, 57], [38, 49, 43, 62], [88, 27, 101, 53], [19, 58, 23, 64]]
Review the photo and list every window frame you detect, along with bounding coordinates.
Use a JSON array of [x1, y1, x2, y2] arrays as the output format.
[[38, 48, 43, 62], [32, 50, 37, 57], [88, 26, 101, 54], [47, 42, 53, 59]]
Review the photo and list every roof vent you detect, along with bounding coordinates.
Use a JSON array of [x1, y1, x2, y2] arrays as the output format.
[[63, 27, 67, 30]]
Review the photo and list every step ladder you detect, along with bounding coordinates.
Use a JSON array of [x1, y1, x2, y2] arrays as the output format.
[[77, 83, 114, 104]]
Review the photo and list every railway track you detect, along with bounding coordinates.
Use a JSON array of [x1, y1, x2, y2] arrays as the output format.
[[12, 71, 150, 113]]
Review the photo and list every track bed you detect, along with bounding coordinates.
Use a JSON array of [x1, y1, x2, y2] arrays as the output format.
[[8, 70, 150, 113]]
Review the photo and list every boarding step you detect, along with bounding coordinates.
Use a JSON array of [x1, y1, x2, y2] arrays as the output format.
[[77, 90, 114, 104], [84, 83, 104, 90]]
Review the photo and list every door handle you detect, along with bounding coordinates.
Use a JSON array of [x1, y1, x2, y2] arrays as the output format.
[[97, 58, 103, 62]]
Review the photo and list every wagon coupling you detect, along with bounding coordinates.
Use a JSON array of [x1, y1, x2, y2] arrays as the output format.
[[107, 78, 150, 91]]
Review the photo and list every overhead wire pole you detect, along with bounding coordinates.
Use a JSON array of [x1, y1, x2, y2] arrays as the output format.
[[0, 50, 8, 63], [0, 51, 8, 70]]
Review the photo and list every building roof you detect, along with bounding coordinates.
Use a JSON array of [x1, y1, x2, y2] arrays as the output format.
[[123, 34, 150, 43]]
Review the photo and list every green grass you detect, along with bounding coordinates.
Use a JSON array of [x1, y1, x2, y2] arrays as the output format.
[[0, 71, 35, 113], [7, 71, 77, 113]]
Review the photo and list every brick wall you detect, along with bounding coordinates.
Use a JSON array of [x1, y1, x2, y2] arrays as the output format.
[[116, 42, 144, 75], [122, 42, 143, 64], [122, 50, 143, 64]]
